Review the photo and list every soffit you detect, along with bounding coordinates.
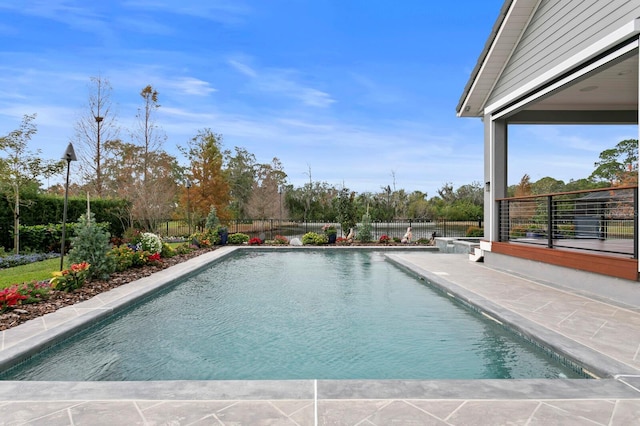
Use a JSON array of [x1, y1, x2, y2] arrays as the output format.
[[457, 0, 539, 117]]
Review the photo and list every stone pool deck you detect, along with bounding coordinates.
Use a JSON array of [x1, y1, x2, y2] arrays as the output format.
[[2, 246, 640, 424]]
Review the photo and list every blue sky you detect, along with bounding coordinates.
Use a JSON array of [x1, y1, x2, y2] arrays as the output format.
[[0, 1, 636, 196]]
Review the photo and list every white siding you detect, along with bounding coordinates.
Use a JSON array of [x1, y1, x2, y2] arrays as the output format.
[[488, 0, 639, 105]]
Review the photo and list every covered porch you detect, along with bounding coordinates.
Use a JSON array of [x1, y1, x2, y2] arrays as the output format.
[[457, 0, 639, 281]]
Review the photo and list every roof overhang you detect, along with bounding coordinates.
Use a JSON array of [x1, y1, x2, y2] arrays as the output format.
[[456, 0, 537, 117], [457, 1, 640, 120]]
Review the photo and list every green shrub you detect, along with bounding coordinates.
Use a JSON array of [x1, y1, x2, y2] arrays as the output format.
[[465, 226, 484, 237], [510, 225, 527, 238], [161, 242, 177, 258], [174, 243, 193, 255], [273, 235, 289, 245], [108, 245, 135, 272], [68, 213, 115, 280], [205, 206, 220, 230], [302, 232, 327, 245], [0, 194, 130, 251], [557, 224, 575, 237], [190, 231, 213, 247], [123, 228, 142, 245], [228, 233, 250, 245], [358, 212, 372, 243], [17, 223, 75, 253]]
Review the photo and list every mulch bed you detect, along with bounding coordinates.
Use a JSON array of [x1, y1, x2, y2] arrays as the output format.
[[0, 247, 218, 331]]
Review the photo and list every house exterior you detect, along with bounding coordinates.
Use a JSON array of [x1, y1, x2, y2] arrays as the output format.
[[457, 0, 639, 283]]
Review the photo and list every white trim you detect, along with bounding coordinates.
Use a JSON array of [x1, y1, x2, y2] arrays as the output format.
[[491, 39, 639, 120], [457, 0, 519, 117], [485, 18, 640, 115], [479, 0, 543, 114]]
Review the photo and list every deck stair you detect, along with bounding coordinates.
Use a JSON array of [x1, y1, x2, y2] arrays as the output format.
[[469, 247, 484, 262]]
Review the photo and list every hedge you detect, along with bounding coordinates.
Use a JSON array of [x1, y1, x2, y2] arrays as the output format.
[[0, 195, 130, 251]]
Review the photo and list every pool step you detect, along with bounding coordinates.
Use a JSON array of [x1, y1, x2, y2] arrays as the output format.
[[469, 247, 484, 262]]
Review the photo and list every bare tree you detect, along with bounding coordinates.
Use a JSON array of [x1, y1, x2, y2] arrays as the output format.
[[73, 76, 119, 197], [133, 85, 166, 184]]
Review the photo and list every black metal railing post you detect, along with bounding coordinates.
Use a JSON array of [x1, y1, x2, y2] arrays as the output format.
[[635, 187, 638, 260], [547, 195, 553, 248]]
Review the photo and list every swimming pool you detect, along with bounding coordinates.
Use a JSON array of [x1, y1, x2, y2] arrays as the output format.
[[2, 250, 583, 380]]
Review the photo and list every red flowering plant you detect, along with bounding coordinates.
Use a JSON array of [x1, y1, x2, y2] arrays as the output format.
[[0, 286, 28, 311], [249, 237, 262, 245], [147, 252, 162, 264], [379, 234, 391, 244], [0, 280, 51, 312], [273, 235, 289, 245], [50, 262, 91, 292]]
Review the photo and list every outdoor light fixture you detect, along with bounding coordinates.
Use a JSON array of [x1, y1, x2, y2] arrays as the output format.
[[60, 142, 77, 270], [485, 181, 491, 192]]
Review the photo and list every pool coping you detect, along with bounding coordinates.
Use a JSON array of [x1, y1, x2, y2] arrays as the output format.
[[1, 246, 640, 406], [385, 254, 640, 379]]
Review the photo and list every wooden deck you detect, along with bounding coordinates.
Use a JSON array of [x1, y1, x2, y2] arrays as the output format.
[[491, 240, 639, 281]]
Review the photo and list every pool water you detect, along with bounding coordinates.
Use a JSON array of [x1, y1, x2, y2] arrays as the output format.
[[2, 250, 583, 380]]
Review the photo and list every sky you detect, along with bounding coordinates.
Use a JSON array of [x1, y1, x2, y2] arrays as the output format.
[[0, 0, 636, 196]]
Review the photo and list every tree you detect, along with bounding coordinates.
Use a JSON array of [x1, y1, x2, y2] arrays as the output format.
[[514, 174, 532, 197], [133, 85, 165, 184], [179, 129, 231, 226], [246, 158, 288, 219], [101, 139, 179, 231], [407, 191, 429, 219], [73, 76, 119, 197], [531, 177, 565, 195], [336, 186, 357, 235], [0, 114, 63, 252], [224, 147, 257, 218], [590, 139, 638, 185]]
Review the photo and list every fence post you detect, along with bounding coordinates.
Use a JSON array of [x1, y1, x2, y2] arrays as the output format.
[[547, 195, 553, 248], [635, 187, 638, 260]]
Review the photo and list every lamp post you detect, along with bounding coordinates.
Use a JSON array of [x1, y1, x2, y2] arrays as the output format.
[[278, 186, 283, 222], [94, 115, 103, 196], [185, 179, 192, 235], [60, 143, 77, 271]]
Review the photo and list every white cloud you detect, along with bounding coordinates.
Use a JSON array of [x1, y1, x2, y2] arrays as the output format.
[[169, 77, 217, 96], [228, 59, 257, 78], [122, 0, 252, 25], [229, 58, 336, 108]]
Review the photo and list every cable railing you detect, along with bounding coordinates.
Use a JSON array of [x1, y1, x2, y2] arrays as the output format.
[[498, 186, 637, 258]]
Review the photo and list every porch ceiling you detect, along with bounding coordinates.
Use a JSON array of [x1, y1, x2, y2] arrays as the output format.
[[525, 52, 638, 112]]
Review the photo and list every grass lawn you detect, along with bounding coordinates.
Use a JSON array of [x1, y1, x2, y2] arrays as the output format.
[[0, 242, 189, 289], [0, 258, 60, 289]]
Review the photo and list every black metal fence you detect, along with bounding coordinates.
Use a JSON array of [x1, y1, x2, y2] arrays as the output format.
[[498, 186, 637, 258], [156, 219, 483, 242]]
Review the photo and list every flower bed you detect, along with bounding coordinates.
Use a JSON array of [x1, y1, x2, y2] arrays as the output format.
[[0, 252, 60, 269]]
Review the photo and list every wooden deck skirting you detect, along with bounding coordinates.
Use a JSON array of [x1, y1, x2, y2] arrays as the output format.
[[491, 242, 639, 281]]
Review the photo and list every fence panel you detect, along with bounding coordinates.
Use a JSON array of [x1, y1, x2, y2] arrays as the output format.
[[157, 219, 483, 242]]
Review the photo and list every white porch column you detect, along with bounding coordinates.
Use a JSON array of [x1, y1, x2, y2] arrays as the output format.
[[484, 114, 508, 243]]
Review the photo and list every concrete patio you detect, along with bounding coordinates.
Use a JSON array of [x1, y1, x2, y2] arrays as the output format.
[[1, 246, 640, 425]]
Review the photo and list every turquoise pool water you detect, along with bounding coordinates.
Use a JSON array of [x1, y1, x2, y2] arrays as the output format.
[[3, 250, 582, 380]]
